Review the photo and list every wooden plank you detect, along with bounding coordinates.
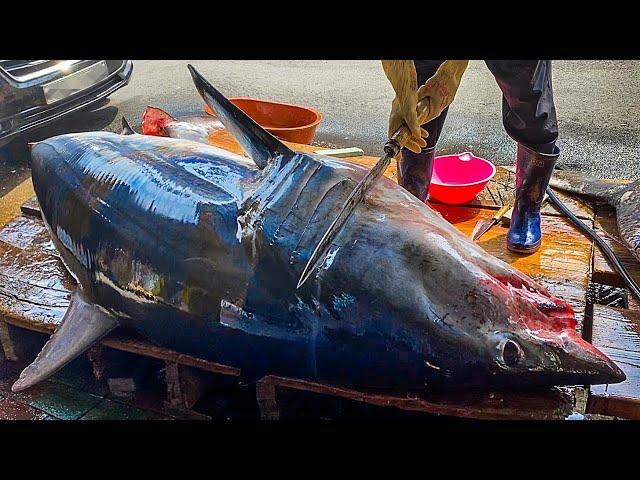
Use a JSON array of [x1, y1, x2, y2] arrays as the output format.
[[20, 197, 41, 218], [592, 205, 640, 290], [587, 395, 640, 420], [0, 178, 35, 228], [107, 378, 137, 398], [255, 375, 574, 420], [86, 345, 108, 381], [0, 320, 21, 362], [255, 377, 281, 420], [103, 334, 240, 377], [0, 225, 72, 332], [629, 295, 640, 312], [588, 305, 640, 419]]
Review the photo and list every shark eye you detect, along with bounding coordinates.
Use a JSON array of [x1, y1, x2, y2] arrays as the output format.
[[501, 339, 523, 366]]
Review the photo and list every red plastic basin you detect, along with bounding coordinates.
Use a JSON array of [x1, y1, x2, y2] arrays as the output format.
[[205, 97, 323, 145], [429, 152, 496, 205]]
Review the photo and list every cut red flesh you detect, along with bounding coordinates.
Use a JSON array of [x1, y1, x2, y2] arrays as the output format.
[[142, 106, 175, 137]]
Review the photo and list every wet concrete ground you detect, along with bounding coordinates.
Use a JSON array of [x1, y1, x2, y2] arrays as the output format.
[[105, 60, 640, 180], [0, 60, 638, 198]]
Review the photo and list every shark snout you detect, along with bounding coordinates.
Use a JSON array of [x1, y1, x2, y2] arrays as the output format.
[[555, 335, 626, 385], [509, 332, 627, 387]]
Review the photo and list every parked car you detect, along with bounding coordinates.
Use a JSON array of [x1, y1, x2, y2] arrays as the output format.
[[0, 60, 133, 147]]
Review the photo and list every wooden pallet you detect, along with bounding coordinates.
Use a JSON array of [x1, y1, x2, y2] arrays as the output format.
[[587, 305, 640, 419], [0, 130, 636, 420]]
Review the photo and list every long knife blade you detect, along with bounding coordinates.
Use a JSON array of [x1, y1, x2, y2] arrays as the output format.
[[296, 96, 433, 289], [471, 218, 499, 242], [471, 204, 512, 241], [296, 149, 395, 289]]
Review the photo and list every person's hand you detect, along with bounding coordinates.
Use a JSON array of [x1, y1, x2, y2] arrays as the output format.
[[415, 60, 469, 126], [388, 92, 429, 153], [382, 61, 429, 153]]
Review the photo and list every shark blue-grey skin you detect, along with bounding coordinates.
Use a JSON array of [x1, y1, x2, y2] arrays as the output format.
[[12, 66, 625, 393]]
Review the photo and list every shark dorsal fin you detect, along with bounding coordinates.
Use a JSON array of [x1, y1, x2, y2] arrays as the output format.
[[12, 288, 119, 392], [188, 64, 294, 169]]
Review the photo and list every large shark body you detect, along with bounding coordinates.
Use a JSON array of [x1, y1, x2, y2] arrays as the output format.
[[12, 66, 625, 393]]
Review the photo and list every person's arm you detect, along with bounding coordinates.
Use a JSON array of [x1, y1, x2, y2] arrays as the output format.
[[381, 60, 469, 153], [381, 60, 427, 153], [416, 60, 469, 123]]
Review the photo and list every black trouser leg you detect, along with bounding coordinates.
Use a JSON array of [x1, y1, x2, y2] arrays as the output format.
[[485, 60, 560, 252], [484, 60, 559, 154]]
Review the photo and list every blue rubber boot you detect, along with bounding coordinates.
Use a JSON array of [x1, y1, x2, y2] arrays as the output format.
[[397, 146, 436, 202], [507, 143, 560, 253]]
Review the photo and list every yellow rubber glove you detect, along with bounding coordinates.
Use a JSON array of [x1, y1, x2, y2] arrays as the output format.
[[416, 60, 469, 125], [382, 60, 428, 154], [382, 60, 469, 153]]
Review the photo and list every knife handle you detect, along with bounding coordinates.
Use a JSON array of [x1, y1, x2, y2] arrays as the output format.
[[384, 97, 432, 156], [493, 204, 512, 222]]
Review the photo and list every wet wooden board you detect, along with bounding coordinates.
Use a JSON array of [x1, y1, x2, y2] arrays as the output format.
[[591, 205, 640, 293], [587, 305, 640, 419], [20, 196, 41, 217], [431, 204, 592, 287]]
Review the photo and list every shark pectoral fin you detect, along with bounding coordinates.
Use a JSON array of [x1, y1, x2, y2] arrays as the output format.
[[121, 116, 136, 135], [187, 64, 294, 170], [11, 288, 119, 393]]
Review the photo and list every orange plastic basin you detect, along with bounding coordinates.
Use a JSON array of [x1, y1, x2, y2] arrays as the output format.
[[205, 97, 323, 145]]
